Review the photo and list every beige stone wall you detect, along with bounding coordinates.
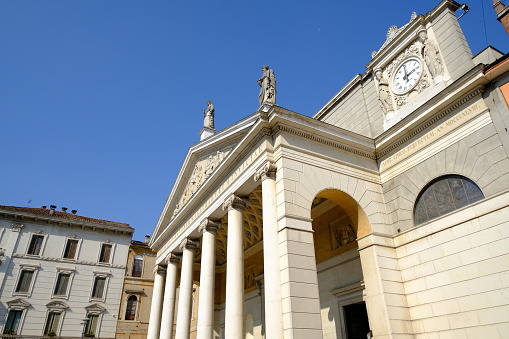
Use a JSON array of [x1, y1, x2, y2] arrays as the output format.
[[395, 195, 509, 337], [381, 120, 509, 233]]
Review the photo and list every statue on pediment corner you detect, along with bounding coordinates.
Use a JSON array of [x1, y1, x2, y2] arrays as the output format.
[[258, 65, 276, 106], [202, 100, 215, 129]]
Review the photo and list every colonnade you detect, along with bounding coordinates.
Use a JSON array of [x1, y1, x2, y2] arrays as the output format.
[[147, 163, 283, 339]]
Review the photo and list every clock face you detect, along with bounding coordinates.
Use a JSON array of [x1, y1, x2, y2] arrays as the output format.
[[392, 58, 422, 94]]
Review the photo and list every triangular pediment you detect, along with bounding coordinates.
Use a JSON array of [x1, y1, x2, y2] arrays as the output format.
[[7, 298, 31, 310], [151, 113, 260, 244], [85, 303, 106, 315]]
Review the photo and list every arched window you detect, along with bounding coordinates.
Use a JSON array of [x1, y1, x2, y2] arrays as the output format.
[[132, 255, 143, 278], [125, 295, 137, 321], [414, 175, 484, 225]]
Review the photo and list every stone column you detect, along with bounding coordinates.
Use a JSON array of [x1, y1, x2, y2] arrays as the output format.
[[147, 265, 166, 339], [196, 219, 222, 339], [254, 162, 283, 338], [222, 194, 249, 339], [175, 238, 199, 339], [159, 253, 182, 339]]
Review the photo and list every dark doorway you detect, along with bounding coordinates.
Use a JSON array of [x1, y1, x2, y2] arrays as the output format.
[[344, 302, 370, 339]]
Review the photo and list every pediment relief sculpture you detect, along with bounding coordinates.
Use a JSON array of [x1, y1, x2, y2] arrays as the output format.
[[172, 149, 231, 218]]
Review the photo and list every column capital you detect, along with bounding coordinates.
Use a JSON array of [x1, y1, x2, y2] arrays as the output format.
[[222, 194, 249, 212], [179, 238, 200, 252], [165, 253, 182, 265], [153, 264, 167, 275], [254, 161, 277, 182], [199, 218, 222, 235]]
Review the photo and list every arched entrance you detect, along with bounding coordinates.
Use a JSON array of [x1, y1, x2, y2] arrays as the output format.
[[311, 189, 372, 339]]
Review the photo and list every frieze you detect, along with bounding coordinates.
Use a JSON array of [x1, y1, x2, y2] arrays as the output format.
[[380, 95, 487, 169], [11, 253, 126, 269], [377, 87, 484, 159]]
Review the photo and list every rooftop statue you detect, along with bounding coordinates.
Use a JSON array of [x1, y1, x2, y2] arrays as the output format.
[[203, 100, 215, 129], [258, 65, 276, 106]]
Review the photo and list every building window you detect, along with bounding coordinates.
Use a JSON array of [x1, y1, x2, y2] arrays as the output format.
[[15, 270, 34, 294], [27, 234, 44, 256], [125, 295, 137, 320], [414, 175, 484, 225], [98, 244, 112, 263], [84, 315, 99, 337], [43, 312, 61, 336], [53, 273, 70, 297], [132, 255, 143, 277], [4, 310, 22, 335], [63, 239, 79, 260], [91, 277, 106, 299]]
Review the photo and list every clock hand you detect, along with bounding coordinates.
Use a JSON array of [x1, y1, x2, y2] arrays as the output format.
[[403, 64, 409, 81]]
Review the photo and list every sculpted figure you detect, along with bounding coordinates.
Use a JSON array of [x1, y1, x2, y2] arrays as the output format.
[[375, 70, 394, 114], [202, 100, 215, 129], [258, 65, 276, 106], [419, 31, 443, 79]]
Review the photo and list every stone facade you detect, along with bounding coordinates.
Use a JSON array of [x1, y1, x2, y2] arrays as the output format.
[[147, 1, 509, 338], [0, 206, 133, 338], [115, 240, 157, 339]]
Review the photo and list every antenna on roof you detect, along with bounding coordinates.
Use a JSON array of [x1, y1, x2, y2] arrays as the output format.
[[27, 199, 32, 207]]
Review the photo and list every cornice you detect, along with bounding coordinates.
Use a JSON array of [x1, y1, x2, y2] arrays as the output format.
[[376, 86, 484, 159], [11, 253, 126, 269], [272, 124, 376, 160], [0, 211, 133, 236]]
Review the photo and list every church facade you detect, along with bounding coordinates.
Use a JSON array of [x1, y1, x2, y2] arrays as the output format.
[[148, 1, 509, 338]]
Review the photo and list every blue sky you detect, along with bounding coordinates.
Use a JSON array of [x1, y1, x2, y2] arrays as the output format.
[[1, 0, 508, 240]]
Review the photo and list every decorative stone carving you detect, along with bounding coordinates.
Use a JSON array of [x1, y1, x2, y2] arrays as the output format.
[[373, 12, 418, 57], [331, 223, 356, 250], [254, 162, 277, 182], [375, 69, 394, 115], [11, 222, 24, 232], [419, 30, 444, 82], [222, 194, 249, 212], [202, 100, 215, 129], [46, 301, 69, 311], [173, 149, 229, 218], [85, 303, 106, 315], [165, 253, 182, 265], [7, 298, 31, 310], [199, 218, 222, 235], [179, 238, 199, 252], [258, 65, 276, 106]]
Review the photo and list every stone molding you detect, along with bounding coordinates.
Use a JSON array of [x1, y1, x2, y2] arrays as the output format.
[[254, 162, 277, 182], [272, 124, 377, 160], [222, 194, 250, 212], [179, 238, 200, 252], [10, 253, 126, 269], [165, 253, 182, 265], [376, 87, 484, 158], [198, 218, 222, 235]]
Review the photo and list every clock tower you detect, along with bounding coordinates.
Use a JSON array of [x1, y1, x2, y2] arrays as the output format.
[[367, 1, 474, 129]]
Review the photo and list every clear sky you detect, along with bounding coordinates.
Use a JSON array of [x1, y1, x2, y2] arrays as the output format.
[[1, 0, 508, 241]]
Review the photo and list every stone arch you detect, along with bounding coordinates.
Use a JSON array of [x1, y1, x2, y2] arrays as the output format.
[[288, 162, 386, 233], [314, 188, 372, 238]]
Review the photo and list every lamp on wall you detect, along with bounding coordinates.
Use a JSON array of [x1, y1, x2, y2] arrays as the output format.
[[0, 248, 5, 265], [458, 4, 470, 20]]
